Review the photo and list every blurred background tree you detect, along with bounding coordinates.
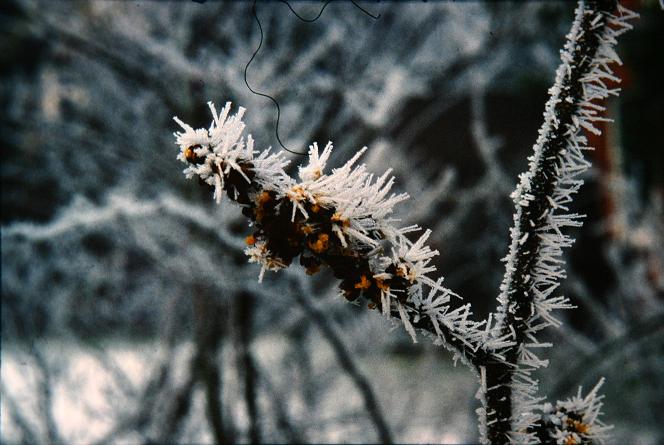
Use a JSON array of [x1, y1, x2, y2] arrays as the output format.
[[1, 1, 662, 443]]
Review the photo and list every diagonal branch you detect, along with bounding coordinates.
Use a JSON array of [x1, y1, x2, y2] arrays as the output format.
[[289, 282, 393, 444]]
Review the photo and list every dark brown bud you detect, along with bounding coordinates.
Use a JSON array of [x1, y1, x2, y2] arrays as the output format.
[[184, 145, 204, 164]]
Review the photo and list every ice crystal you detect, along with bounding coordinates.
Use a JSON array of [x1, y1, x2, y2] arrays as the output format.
[[174, 102, 485, 352], [485, 3, 637, 443], [530, 379, 612, 445]]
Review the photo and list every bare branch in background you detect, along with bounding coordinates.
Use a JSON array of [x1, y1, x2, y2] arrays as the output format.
[[289, 281, 393, 444], [235, 291, 260, 444]]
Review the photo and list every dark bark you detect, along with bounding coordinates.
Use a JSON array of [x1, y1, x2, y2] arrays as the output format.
[[485, 2, 617, 443]]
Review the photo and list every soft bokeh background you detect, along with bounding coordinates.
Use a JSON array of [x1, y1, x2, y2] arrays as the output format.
[[1, 1, 662, 444]]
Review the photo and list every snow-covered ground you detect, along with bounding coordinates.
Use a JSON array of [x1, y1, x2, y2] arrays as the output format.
[[1, 336, 477, 444]]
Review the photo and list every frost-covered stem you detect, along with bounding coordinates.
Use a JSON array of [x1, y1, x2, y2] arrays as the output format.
[[484, 1, 626, 443]]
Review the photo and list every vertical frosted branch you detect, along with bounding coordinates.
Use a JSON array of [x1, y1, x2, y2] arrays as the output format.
[[481, 1, 636, 443]]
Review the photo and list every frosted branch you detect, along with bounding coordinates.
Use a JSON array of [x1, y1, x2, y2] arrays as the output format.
[[482, 1, 636, 443]]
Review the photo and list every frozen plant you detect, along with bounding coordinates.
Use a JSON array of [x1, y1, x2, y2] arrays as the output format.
[[172, 1, 637, 443], [529, 379, 612, 445]]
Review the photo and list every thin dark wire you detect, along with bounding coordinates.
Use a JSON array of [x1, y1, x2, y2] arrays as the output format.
[[244, 0, 381, 155], [245, 0, 302, 155], [280, 0, 333, 22], [281, 0, 381, 21], [349, 0, 381, 20]]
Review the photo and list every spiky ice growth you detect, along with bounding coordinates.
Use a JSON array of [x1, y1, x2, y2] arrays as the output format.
[[529, 379, 612, 445], [173, 102, 487, 355], [481, 2, 636, 444]]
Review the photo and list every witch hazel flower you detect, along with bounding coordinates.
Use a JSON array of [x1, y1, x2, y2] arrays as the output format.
[[173, 102, 485, 350], [529, 379, 612, 445]]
